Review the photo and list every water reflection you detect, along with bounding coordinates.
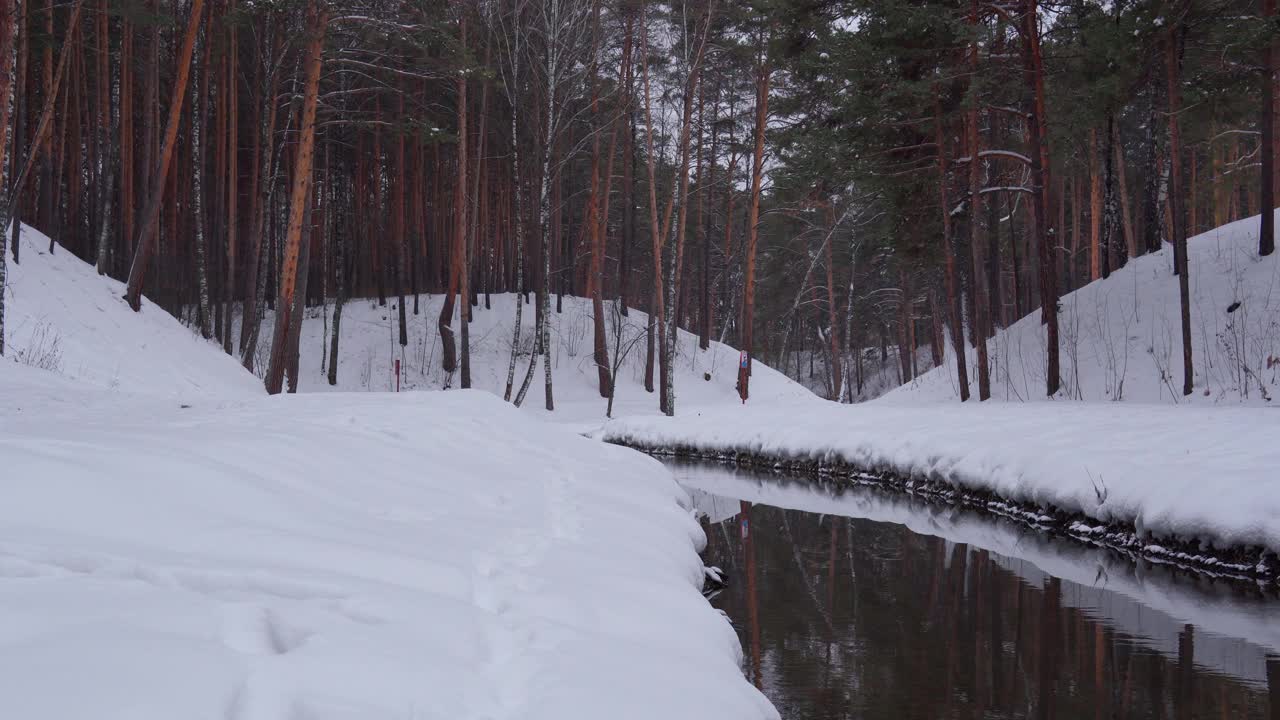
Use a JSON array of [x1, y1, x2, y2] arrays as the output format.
[[670, 461, 1280, 720]]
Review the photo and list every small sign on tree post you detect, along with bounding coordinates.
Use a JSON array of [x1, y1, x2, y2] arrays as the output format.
[[737, 351, 750, 404]]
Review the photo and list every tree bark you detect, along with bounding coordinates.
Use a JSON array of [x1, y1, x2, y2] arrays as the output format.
[[1165, 18, 1193, 397], [123, 0, 205, 311], [1023, 0, 1059, 396], [968, 0, 990, 401], [457, 14, 471, 389], [240, 24, 279, 358], [8, 0, 27, 266], [586, 0, 610, 398], [223, 0, 238, 354], [639, 15, 669, 410], [1113, 120, 1136, 259], [935, 89, 970, 401], [1089, 127, 1102, 281], [192, 30, 212, 338], [741, 27, 771, 403], [264, 0, 325, 395], [0, 0, 16, 356], [1261, 0, 1276, 256]]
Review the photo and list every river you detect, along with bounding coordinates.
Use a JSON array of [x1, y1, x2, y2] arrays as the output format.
[[665, 460, 1280, 719]]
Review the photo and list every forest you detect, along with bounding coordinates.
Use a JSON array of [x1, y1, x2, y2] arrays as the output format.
[[0, 0, 1275, 411]]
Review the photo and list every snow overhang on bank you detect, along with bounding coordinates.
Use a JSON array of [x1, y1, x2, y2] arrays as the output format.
[[602, 400, 1280, 580]]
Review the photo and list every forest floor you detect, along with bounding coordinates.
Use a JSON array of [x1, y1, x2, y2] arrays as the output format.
[[0, 227, 778, 720]]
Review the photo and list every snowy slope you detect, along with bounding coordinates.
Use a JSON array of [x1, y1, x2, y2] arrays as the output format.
[[889, 209, 1280, 404], [3, 225, 262, 398], [251, 293, 811, 422], [0, 376, 777, 720]]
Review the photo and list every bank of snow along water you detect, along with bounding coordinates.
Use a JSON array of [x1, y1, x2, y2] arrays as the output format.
[[604, 211, 1280, 584]]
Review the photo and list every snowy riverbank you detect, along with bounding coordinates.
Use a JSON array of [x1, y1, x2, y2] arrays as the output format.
[[602, 399, 1280, 580], [0, 370, 777, 719]]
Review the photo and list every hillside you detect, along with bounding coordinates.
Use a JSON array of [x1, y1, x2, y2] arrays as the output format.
[[3, 222, 809, 421], [888, 209, 1280, 405], [3, 226, 261, 400], [248, 293, 812, 422]]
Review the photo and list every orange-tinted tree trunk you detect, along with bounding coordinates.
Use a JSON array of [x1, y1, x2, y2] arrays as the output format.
[[264, 0, 325, 394], [123, 0, 206, 311]]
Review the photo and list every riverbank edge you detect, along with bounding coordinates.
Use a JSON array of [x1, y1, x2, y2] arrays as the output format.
[[606, 439, 1278, 587]]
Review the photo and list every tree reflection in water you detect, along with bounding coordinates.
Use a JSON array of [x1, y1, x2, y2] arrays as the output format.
[[680, 463, 1278, 720]]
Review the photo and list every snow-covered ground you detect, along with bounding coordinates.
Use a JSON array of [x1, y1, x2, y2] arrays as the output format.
[[893, 209, 1280, 404], [2, 228, 261, 398], [604, 212, 1280, 567], [1, 229, 778, 720], [248, 293, 810, 426], [604, 399, 1280, 566]]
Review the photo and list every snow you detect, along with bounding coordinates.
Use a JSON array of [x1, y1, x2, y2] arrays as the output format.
[[3, 225, 262, 398], [603, 211, 1280, 561], [247, 292, 810, 426], [604, 398, 1280, 559], [1, 230, 778, 720], [890, 208, 1280, 405]]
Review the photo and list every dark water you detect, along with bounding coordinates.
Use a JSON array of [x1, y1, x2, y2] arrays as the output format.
[[666, 461, 1280, 720]]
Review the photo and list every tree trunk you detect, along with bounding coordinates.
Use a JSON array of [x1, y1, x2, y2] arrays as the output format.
[[661, 12, 712, 417], [123, 0, 205, 311], [1089, 127, 1102, 281], [1113, 120, 1136, 259], [457, 15, 471, 389], [1102, 115, 1118, 278], [94, 0, 112, 275], [223, 0, 238, 354], [394, 93, 408, 349], [240, 26, 279, 358], [8, 0, 27, 266], [0, 0, 16, 356], [639, 15, 669, 410], [264, 0, 325, 395], [935, 89, 970, 401], [1261, 0, 1276, 256], [967, 0, 990, 401], [328, 177, 346, 386], [1023, 0, 1059, 396], [1165, 22, 1193, 396], [285, 184, 316, 394], [192, 31, 212, 339], [502, 49, 527, 403], [741, 31, 771, 403], [824, 206, 842, 399], [586, 1, 610, 398]]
